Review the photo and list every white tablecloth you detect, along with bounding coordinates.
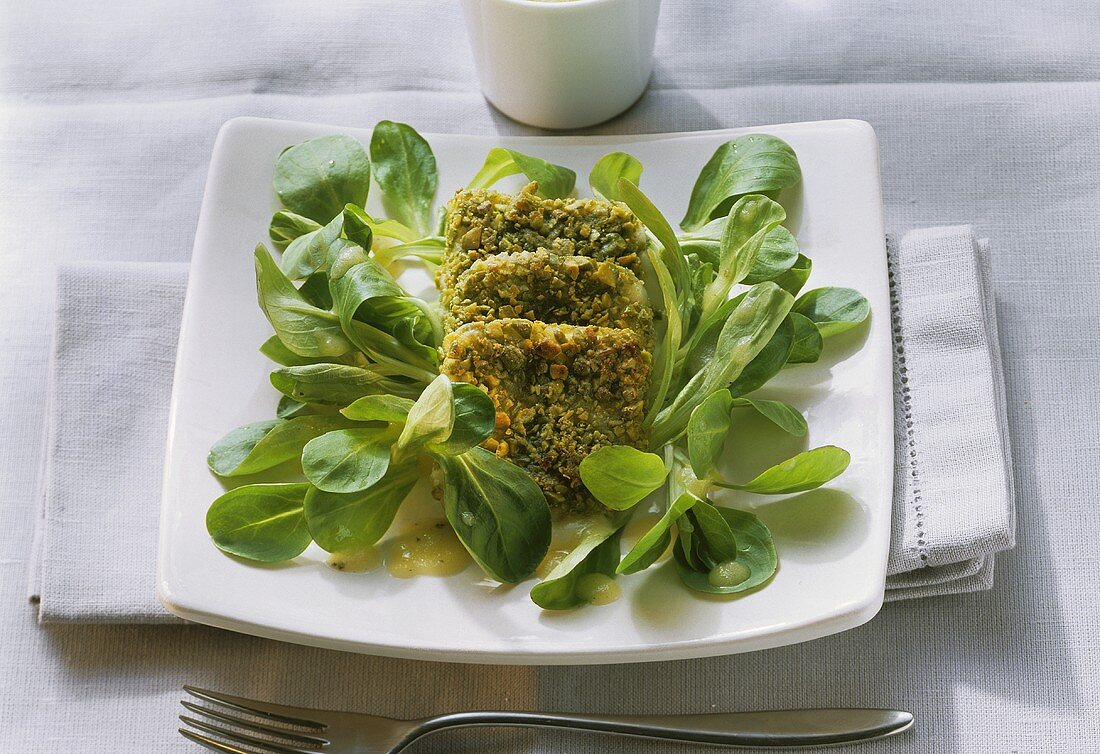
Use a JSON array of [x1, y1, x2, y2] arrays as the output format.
[[2, 1, 1099, 751]]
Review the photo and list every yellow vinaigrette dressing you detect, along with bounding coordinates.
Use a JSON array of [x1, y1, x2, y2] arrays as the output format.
[[326, 549, 381, 573], [708, 560, 751, 588], [576, 573, 621, 605], [386, 519, 471, 578]]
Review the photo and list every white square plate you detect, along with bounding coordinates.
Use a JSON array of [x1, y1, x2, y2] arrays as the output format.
[[158, 116, 892, 664]]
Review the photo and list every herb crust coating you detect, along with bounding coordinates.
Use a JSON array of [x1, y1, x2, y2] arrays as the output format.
[[441, 319, 650, 512], [445, 249, 653, 343], [439, 183, 647, 299]]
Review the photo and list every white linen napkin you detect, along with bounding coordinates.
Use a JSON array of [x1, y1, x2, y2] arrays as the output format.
[[27, 226, 1015, 622], [885, 226, 1016, 599], [28, 261, 188, 623]]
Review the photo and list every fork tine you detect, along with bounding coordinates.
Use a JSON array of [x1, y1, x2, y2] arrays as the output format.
[[178, 727, 254, 754], [180, 716, 312, 754], [183, 686, 327, 730], [181, 701, 327, 747]]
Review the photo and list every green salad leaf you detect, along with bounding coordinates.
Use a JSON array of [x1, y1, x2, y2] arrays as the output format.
[[744, 226, 800, 284], [792, 287, 871, 337], [715, 445, 850, 494], [342, 203, 445, 267], [208, 420, 280, 475], [468, 147, 576, 199], [730, 398, 807, 436], [653, 282, 794, 445], [509, 150, 577, 199], [340, 203, 376, 250], [699, 282, 794, 396], [394, 375, 495, 456], [531, 513, 628, 610], [772, 253, 812, 296], [341, 394, 414, 423], [270, 363, 409, 405], [273, 134, 371, 224], [373, 236, 446, 267], [304, 460, 419, 553], [370, 121, 438, 235], [675, 504, 777, 594], [279, 213, 346, 280], [579, 445, 668, 510], [276, 396, 313, 419], [208, 415, 354, 477], [332, 258, 440, 347], [301, 427, 394, 493], [206, 483, 313, 562], [680, 221, 799, 286], [689, 499, 739, 560], [617, 493, 698, 575], [397, 374, 455, 450], [330, 257, 406, 310], [589, 152, 642, 202], [617, 178, 691, 315], [642, 236, 684, 426], [328, 257, 440, 378], [727, 317, 795, 397], [260, 336, 323, 367], [467, 148, 521, 192], [269, 210, 322, 250], [687, 391, 733, 479], [254, 245, 351, 358], [681, 291, 746, 376], [297, 272, 336, 310], [617, 178, 689, 423], [681, 134, 801, 231], [701, 195, 786, 316], [436, 447, 552, 583], [430, 383, 495, 455], [786, 311, 824, 364]]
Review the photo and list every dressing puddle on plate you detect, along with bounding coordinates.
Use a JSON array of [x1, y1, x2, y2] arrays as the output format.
[[386, 519, 471, 578], [325, 517, 472, 578]]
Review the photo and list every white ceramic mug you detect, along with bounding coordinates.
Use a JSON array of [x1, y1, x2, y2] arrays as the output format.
[[460, 0, 661, 130]]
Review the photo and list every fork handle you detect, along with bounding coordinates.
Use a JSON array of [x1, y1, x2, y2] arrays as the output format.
[[410, 708, 913, 748]]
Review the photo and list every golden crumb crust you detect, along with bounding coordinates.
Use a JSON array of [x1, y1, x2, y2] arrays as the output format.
[[445, 250, 654, 344], [439, 183, 647, 297], [441, 319, 650, 513]]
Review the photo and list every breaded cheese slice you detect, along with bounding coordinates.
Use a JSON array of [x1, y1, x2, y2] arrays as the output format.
[[445, 250, 654, 343], [441, 318, 650, 513], [439, 183, 647, 299]]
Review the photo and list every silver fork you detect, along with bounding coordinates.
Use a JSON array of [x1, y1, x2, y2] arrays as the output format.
[[178, 685, 913, 752]]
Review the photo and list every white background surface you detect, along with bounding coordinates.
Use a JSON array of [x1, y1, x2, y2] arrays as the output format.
[[2, 0, 1100, 750], [159, 118, 892, 663]]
